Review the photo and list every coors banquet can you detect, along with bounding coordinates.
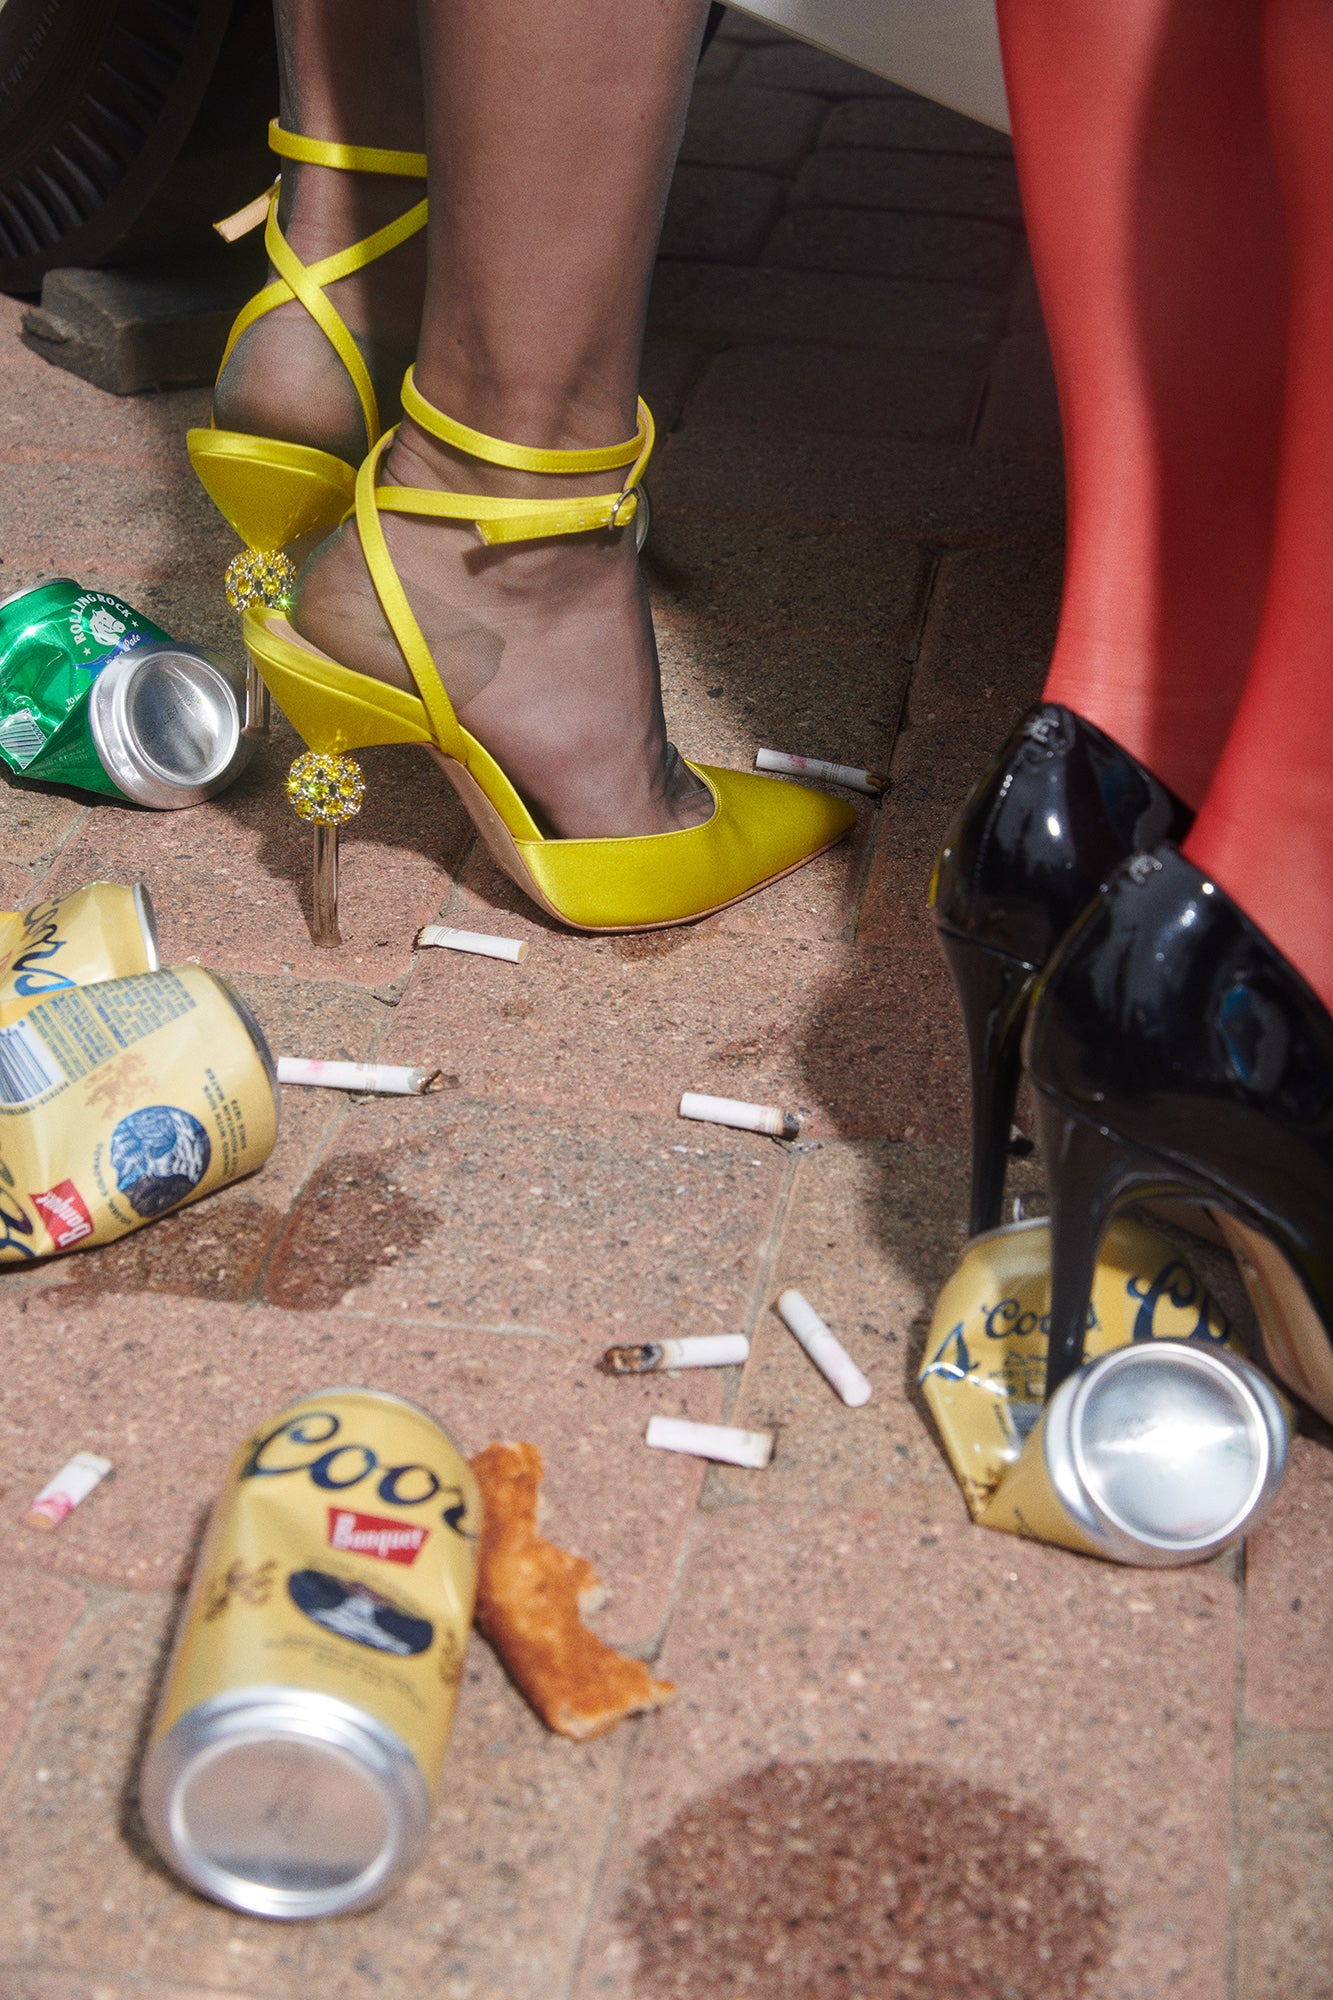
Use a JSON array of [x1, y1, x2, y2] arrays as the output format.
[[0, 963, 278, 1261], [980, 1339, 1291, 1565], [0, 578, 252, 806], [140, 1390, 482, 1920]]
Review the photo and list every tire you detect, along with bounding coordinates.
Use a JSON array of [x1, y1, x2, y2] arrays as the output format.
[[0, 0, 274, 295]]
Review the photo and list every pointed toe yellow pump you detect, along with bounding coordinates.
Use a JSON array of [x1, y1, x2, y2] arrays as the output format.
[[188, 121, 428, 626], [242, 371, 858, 944]]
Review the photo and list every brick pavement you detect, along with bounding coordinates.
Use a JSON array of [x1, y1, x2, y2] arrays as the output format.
[[0, 13, 1329, 1997]]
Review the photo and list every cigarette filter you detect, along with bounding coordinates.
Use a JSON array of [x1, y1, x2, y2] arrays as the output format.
[[24, 1450, 112, 1529], [276, 1058, 443, 1095], [415, 925, 529, 963], [599, 1334, 750, 1374], [777, 1289, 873, 1407], [755, 748, 885, 796], [645, 1416, 773, 1469], [679, 1092, 800, 1139]]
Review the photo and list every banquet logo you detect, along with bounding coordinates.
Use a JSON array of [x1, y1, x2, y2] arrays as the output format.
[[326, 1506, 429, 1565], [32, 1179, 94, 1248]]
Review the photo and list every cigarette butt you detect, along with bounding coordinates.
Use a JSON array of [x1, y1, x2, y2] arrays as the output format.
[[776, 1289, 873, 1407], [645, 1416, 773, 1469], [755, 748, 886, 796], [679, 1092, 800, 1139], [600, 1334, 750, 1374], [24, 1451, 112, 1530], [599, 1342, 665, 1375], [660, 1335, 750, 1370], [276, 1058, 446, 1095], [415, 924, 529, 963]]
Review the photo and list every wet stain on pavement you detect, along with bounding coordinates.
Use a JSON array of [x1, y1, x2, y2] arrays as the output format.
[[59, 1194, 282, 1303], [263, 1151, 438, 1309], [618, 1759, 1110, 1998], [607, 930, 691, 962]]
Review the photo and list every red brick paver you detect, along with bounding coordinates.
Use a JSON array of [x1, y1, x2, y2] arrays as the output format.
[[0, 14, 1328, 1999]]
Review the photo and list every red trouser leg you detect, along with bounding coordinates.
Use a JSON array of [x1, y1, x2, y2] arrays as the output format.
[[1186, 0, 1333, 1010], [996, 0, 1286, 808]]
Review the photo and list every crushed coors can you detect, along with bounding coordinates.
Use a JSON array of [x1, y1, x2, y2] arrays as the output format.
[[981, 1339, 1290, 1564], [140, 1389, 481, 1919], [0, 963, 277, 1262], [0, 881, 157, 1021], [0, 578, 252, 806]]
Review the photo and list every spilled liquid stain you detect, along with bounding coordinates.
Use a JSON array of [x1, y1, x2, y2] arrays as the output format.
[[619, 1760, 1110, 1999], [59, 1194, 280, 1303], [263, 1152, 438, 1310], [608, 930, 690, 962]]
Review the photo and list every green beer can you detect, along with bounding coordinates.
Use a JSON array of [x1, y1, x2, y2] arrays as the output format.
[[0, 578, 253, 808]]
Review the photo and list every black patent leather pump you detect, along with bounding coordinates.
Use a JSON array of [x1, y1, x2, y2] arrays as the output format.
[[1024, 842, 1333, 1420], [929, 704, 1192, 1237]]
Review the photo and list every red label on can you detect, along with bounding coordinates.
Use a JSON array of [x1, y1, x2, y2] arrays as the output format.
[[32, 1179, 94, 1248], [326, 1506, 430, 1565]]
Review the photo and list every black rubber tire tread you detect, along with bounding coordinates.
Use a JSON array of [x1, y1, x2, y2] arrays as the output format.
[[0, 0, 235, 293]]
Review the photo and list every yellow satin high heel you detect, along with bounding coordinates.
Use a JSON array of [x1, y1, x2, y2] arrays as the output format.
[[187, 122, 427, 643], [242, 369, 858, 944]]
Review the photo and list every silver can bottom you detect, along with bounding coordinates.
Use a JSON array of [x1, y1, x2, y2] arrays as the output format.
[[139, 1686, 432, 1919], [1047, 1338, 1290, 1565], [88, 642, 254, 808]]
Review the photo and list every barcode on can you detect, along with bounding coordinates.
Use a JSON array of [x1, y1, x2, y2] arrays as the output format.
[[0, 1018, 64, 1104]]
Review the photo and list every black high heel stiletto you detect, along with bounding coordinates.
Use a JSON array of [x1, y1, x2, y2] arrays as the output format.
[[1025, 843, 1333, 1418], [930, 704, 1192, 1237]]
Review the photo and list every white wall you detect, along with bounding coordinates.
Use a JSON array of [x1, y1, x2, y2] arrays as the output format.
[[726, 0, 1011, 134]]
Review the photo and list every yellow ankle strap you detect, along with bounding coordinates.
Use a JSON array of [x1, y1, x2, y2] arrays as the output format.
[[267, 122, 427, 180], [377, 367, 653, 546], [348, 376, 656, 758], [212, 124, 428, 452]]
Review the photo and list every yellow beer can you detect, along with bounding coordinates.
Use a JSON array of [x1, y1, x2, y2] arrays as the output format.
[[0, 963, 277, 1261], [0, 880, 158, 1021], [919, 1216, 1290, 1563], [140, 1389, 482, 1919]]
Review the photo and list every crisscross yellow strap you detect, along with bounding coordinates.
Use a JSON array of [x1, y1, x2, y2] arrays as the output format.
[[379, 368, 654, 545], [349, 382, 656, 751], [354, 431, 467, 759], [211, 123, 428, 450]]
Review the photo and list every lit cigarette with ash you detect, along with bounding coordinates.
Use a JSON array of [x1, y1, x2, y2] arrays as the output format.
[[777, 1288, 873, 1407], [645, 1416, 774, 1469], [679, 1092, 800, 1139], [24, 1451, 112, 1530], [276, 1058, 448, 1095], [415, 924, 529, 963], [755, 748, 885, 796], [600, 1334, 749, 1375]]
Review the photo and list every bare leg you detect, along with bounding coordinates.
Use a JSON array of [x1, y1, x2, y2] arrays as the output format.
[[292, 0, 713, 840], [213, 0, 428, 465], [1185, 0, 1333, 1008], [997, 0, 1286, 808]]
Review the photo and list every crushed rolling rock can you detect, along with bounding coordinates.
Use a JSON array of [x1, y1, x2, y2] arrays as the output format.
[[0, 577, 252, 806], [0, 881, 157, 1021], [0, 964, 277, 1262], [140, 1389, 482, 1919]]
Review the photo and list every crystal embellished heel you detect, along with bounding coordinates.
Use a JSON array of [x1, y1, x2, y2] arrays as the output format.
[[187, 122, 428, 728], [245, 370, 857, 945]]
